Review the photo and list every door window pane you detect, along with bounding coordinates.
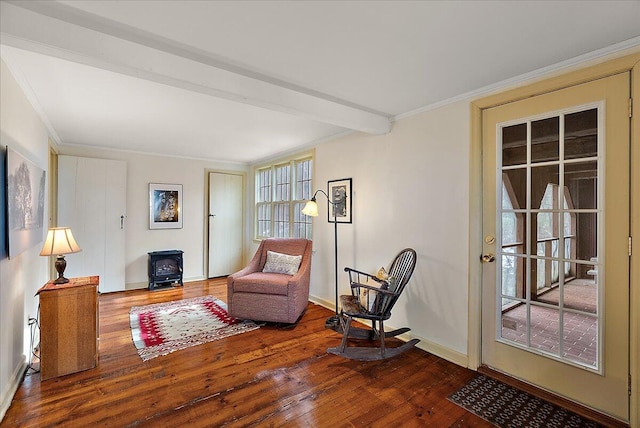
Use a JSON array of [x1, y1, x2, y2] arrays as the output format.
[[529, 305, 560, 356], [531, 165, 559, 210], [502, 123, 527, 166], [501, 305, 528, 346], [563, 312, 598, 367], [501, 252, 524, 300], [531, 116, 559, 163], [503, 169, 526, 211], [574, 213, 597, 263], [565, 161, 597, 210], [565, 109, 598, 159]]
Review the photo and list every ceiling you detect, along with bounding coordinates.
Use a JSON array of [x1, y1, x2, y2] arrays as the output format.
[[1, 1, 639, 164]]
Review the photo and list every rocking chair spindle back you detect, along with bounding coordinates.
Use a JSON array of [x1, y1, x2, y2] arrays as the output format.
[[328, 248, 419, 361]]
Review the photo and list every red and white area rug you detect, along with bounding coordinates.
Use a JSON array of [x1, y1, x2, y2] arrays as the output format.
[[130, 295, 259, 361]]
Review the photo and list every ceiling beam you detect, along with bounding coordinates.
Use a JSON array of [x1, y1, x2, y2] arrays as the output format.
[[0, 1, 391, 135]]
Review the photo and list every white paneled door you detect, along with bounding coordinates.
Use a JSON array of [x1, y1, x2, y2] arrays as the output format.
[[58, 156, 127, 293], [208, 172, 243, 278]]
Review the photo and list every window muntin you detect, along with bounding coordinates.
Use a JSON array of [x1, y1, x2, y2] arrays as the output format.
[[498, 106, 600, 369], [255, 156, 313, 239]]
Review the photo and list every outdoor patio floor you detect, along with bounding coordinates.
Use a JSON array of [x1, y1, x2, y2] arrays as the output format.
[[501, 278, 598, 367]]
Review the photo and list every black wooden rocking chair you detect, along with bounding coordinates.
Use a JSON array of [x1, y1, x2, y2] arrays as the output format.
[[327, 248, 418, 361]]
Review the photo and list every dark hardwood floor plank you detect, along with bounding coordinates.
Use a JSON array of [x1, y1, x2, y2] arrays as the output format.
[[0, 279, 493, 428]]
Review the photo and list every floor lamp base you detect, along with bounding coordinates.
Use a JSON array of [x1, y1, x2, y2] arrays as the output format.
[[325, 314, 343, 333]]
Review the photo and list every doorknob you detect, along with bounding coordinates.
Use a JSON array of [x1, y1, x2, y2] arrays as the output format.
[[481, 253, 496, 263]]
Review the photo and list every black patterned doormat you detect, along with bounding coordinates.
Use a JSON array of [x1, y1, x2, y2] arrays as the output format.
[[448, 375, 602, 427]]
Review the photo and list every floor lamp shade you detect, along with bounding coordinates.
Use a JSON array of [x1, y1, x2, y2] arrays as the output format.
[[301, 200, 319, 217], [40, 227, 82, 284]]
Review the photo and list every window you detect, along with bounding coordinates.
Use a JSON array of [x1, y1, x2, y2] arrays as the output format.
[[255, 155, 313, 239]]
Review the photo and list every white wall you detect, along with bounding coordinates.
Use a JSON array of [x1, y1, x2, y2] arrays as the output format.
[[58, 146, 247, 288], [0, 59, 51, 419], [307, 100, 471, 361]]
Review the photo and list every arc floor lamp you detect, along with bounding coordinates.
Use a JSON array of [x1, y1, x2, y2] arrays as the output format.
[[302, 189, 342, 330]]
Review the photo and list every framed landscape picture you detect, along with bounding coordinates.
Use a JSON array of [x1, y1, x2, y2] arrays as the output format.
[[327, 178, 352, 223], [149, 183, 183, 229], [6, 146, 46, 258]]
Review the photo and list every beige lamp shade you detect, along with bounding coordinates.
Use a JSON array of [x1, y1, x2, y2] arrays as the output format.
[[301, 200, 319, 217], [40, 227, 82, 256]]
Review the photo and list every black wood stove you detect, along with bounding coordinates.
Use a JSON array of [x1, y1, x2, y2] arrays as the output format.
[[148, 250, 184, 290]]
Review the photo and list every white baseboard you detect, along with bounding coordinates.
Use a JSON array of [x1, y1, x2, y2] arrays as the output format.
[[308, 295, 469, 368], [125, 281, 148, 290], [309, 295, 333, 311], [0, 357, 27, 422], [405, 333, 468, 367]]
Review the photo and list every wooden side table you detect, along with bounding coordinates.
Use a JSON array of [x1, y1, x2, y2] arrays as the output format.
[[37, 276, 99, 380]]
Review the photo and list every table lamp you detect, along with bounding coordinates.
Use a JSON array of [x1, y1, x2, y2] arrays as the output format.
[[40, 227, 82, 284]]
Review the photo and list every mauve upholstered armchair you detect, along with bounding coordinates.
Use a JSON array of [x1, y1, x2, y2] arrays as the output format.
[[227, 238, 313, 324]]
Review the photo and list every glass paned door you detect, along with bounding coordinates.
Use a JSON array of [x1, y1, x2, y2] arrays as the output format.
[[481, 73, 630, 421], [498, 107, 599, 367]]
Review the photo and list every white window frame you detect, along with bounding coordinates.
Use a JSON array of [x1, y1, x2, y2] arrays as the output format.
[[254, 153, 313, 240]]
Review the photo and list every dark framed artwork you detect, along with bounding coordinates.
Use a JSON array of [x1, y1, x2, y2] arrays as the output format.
[[149, 183, 183, 229], [327, 178, 352, 223], [6, 146, 46, 258], [0, 147, 6, 259]]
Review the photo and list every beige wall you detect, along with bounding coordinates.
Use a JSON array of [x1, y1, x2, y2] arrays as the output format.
[[58, 146, 248, 288], [305, 100, 471, 362], [0, 59, 51, 419]]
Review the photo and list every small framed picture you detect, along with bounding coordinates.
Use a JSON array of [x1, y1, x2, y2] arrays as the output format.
[[327, 178, 352, 223], [149, 183, 183, 229]]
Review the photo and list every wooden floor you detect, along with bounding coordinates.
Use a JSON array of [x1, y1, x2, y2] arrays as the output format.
[[2, 279, 492, 427]]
